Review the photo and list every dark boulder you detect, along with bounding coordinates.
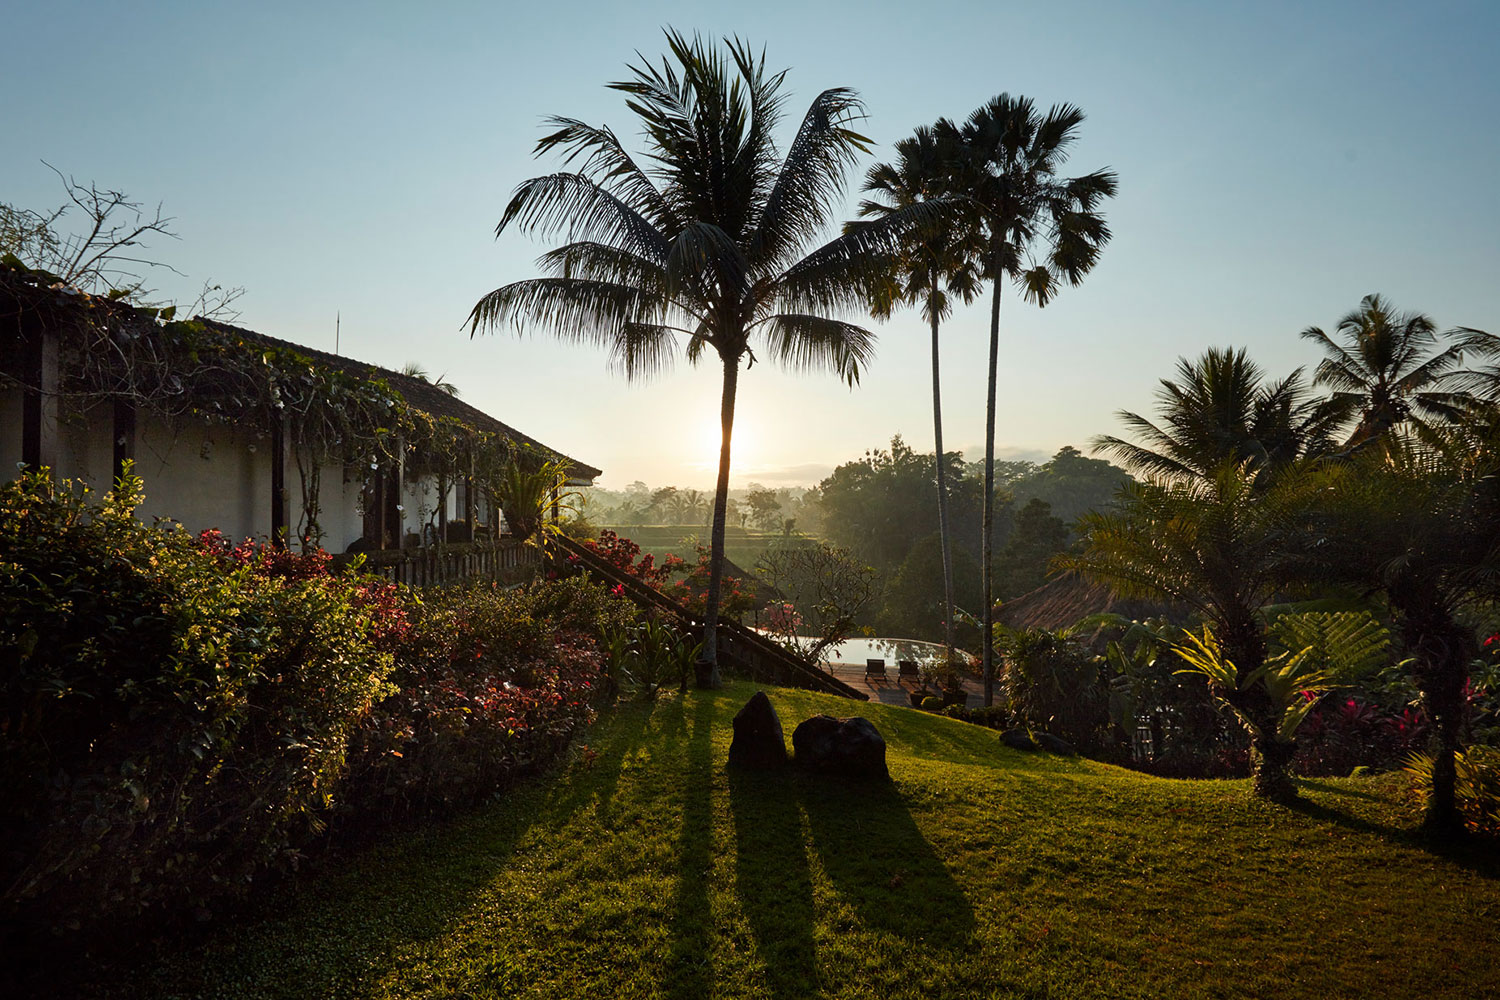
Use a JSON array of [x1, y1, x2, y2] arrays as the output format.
[[791, 715, 889, 780], [1034, 732, 1077, 756], [1000, 728, 1038, 752], [727, 691, 788, 770]]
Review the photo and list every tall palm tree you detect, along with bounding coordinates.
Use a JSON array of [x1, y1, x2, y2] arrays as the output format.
[[936, 95, 1117, 705], [468, 32, 917, 685], [1300, 293, 1471, 449], [856, 126, 982, 673], [1094, 347, 1350, 485]]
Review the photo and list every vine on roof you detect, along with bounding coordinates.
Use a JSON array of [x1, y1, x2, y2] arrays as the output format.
[[2, 259, 547, 551]]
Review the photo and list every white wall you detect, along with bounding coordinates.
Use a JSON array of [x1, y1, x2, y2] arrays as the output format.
[[135, 415, 273, 540]]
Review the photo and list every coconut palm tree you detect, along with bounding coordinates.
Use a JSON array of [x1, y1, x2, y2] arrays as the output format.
[[1094, 347, 1350, 485], [856, 126, 983, 674], [1444, 327, 1500, 403], [936, 95, 1117, 705], [1300, 294, 1472, 449], [468, 32, 919, 685]]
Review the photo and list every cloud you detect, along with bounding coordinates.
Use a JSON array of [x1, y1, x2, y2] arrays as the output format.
[[732, 462, 835, 486], [956, 443, 1053, 464]]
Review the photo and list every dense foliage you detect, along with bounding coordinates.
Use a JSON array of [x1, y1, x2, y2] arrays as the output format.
[[817, 437, 1129, 642], [0, 473, 624, 943]]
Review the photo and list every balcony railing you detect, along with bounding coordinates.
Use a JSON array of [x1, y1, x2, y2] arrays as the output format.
[[336, 539, 539, 588]]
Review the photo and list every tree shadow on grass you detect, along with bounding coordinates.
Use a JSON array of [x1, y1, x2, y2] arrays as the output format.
[[728, 767, 820, 1000], [1288, 784, 1500, 881], [664, 693, 717, 1000], [798, 771, 975, 949], [101, 704, 657, 1000]]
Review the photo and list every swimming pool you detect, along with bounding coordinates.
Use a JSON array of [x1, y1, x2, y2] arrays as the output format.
[[816, 636, 977, 668]]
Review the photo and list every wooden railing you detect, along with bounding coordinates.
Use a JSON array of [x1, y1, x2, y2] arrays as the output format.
[[336, 539, 539, 588], [553, 535, 867, 701]]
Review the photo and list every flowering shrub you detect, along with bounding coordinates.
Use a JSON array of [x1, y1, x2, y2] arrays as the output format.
[[762, 601, 803, 635], [1296, 695, 1428, 776], [1, 472, 393, 940], [582, 529, 683, 586], [662, 542, 758, 620], [341, 578, 624, 819], [1, 473, 623, 943]]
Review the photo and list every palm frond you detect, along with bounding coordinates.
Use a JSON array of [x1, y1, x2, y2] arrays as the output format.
[[534, 117, 678, 231], [749, 86, 870, 274], [498, 173, 669, 262], [752, 313, 876, 387], [468, 276, 670, 345], [664, 221, 746, 299], [773, 201, 949, 315]]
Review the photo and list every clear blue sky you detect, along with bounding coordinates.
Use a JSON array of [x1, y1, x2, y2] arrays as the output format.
[[4, 0, 1496, 488]]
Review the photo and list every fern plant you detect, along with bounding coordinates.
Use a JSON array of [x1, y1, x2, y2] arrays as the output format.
[[1172, 612, 1391, 786]]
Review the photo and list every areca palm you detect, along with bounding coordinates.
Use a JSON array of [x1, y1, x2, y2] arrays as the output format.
[[1300, 293, 1473, 448], [936, 95, 1117, 705], [469, 32, 913, 685], [1094, 347, 1350, 485], [856, 126, 983, 673]]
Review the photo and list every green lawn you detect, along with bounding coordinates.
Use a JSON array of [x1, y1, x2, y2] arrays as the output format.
[[116, 682, 1497, 999]]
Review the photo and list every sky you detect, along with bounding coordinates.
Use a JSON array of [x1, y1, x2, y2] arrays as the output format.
[[4, 0, 1497, 489]]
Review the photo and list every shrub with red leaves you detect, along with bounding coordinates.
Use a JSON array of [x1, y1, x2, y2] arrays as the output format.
[[340, 579, 624, 822]]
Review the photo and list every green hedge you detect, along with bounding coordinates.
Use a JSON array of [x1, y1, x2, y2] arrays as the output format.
[[0, 472, 626, 943]]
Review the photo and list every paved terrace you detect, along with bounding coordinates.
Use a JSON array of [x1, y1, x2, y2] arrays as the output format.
[[820, 659, 987, 708]]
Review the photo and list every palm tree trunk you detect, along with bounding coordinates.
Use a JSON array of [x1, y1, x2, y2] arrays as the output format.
[[1251, 734, 1299, 804], [928, 274, 958, 678], [698, 352, 740, 688], [1416, 628, 1471, 840], [982, 259, 1002, 706]]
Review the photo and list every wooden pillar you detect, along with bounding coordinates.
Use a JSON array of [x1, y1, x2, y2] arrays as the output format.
[[270, 419, 287, 548], [392, 438, 404, 547], [20, 329, 58, 474], [437, 470, 448, 543], [112, 398, 137, 487]]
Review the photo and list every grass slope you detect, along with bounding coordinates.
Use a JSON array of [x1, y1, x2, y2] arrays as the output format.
[[121, 682, 1497, 1000]]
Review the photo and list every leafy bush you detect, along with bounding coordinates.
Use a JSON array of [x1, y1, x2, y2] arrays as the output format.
[[941, 704, 1012, 731], [1, 472, 394, 938], [600, 616, 701, 701], [340, 578, 623, 821], [1404, 747, 1500, 837], [995, 626, 1110, 750]]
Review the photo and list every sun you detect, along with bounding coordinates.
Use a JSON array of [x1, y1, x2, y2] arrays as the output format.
[[692, 419, 758, 474]]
